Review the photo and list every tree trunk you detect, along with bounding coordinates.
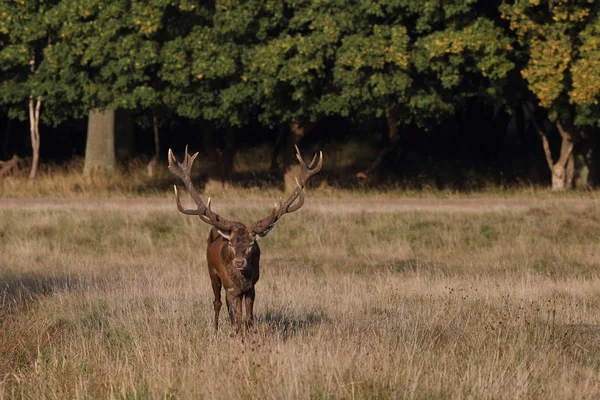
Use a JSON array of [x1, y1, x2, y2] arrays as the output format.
[[147, 115, 161, 177], [114, 109, 134, 160], [203, 126, 218, 183], [28, 96, 41, 183], [270, 125, 286, 173], [283, 119, 317, 193], [532, 118, 575, 191], [27, 51, 41, 184], [84, 109, 116, 173], [153, 115, 160, 159], [203, 126, 236, 190], [222, 127, 236, 181], [572, 131, 597, 189], [356, 112, 400, 180], [522, 101, 579, 191], [573, 150, 589, 189], [516, 103, 542, 183], [588, 130, 600, 187], [2, 118, 12, 159]]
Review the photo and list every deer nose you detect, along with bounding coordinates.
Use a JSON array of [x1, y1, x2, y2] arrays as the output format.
[[233, 259, 247, 269]]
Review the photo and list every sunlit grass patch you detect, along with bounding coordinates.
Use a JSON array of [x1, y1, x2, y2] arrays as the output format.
[[1, 202, 600, 398]]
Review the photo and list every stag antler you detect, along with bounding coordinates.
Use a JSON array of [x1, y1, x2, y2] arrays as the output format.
[[168, 146, 240, 232], [250, 145, 323, 235]]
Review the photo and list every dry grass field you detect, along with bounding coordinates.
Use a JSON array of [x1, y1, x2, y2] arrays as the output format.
[[1, 196, 600, 399]]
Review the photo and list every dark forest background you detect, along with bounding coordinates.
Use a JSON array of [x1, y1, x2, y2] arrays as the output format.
[[1, 0, 600, 191]]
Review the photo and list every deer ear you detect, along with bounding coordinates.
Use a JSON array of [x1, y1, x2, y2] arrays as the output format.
[[217, 229, 232, 240]]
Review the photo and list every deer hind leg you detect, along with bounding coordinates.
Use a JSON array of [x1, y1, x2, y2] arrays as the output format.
[[210, 273, 222, 332], [244, 287, 255, 330]]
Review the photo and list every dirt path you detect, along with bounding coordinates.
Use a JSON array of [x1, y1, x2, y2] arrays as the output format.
[[0, 197, 598, 213]]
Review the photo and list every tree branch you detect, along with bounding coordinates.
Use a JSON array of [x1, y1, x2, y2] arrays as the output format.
[[529, 115, 554, 171], [34, 97, 41, 123], [555, 119, 570, 140], [28, 96, 35, 133], [555, 120, 574, 169]]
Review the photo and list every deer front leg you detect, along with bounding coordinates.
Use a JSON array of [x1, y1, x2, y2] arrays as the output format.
[[225, 295, 234, 325], [226, 292, 243, 334], [210, 273, 222, 332], [244, 287, 255, 330]]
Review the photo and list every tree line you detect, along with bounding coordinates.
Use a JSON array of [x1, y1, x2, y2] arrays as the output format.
[[1, 0, 599, 190]]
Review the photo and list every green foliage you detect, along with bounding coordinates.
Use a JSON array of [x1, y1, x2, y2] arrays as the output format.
[[295, 0, 513, 126], [8, 0, 599, 136], [239, 0, 514, 128], [0, 0, 62, 123], [334, 22, 411, 119], [45, 0, 174, 112], [161, 2, 252, 126], [5, 0, 214, 127], [239, 0, 348, 126], [501, 0, 600, 125]]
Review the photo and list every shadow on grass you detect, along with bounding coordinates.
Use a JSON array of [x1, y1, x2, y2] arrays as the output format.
[[0, 274, 102, 379], [258, 309, 329, 340], [0, 274, 107, 314], [558, 323, 600, 366]]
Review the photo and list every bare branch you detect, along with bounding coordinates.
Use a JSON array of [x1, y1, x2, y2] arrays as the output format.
[[555, 120, 575, 169], [528, 117, 554, 171], [555, 119, 570, 140]]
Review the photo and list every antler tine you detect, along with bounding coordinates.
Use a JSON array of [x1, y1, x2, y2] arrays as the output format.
[[168, 146, 238, 231], [307, 152, 318, 169], [284, 148, 322, 211], [169, 147, 204, 215], [250, 146, 323, 235], [270, 198, 284, 222], [312, 151, 323, 173], [206, 197, 239, 232], [294, 145, 306, 167], [173, 185, 200, 216], [248, 198, 282, 235], [167, 148, 181, 178], [295, 146, 323, 177], [304, 150, 323, 175], [287, 178, 305, 213]]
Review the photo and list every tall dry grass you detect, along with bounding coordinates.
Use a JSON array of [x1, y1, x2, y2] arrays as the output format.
[[1, 201, 600, 399]]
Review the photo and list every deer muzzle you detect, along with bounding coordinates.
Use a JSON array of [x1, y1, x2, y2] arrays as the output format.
[[233, 258, 247, 270]]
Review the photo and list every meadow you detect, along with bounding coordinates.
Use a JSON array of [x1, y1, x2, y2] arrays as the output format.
[[1, 193, 600, 399]]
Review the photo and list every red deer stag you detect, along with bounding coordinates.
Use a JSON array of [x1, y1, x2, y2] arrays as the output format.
[[168, 145, 322, 333]]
